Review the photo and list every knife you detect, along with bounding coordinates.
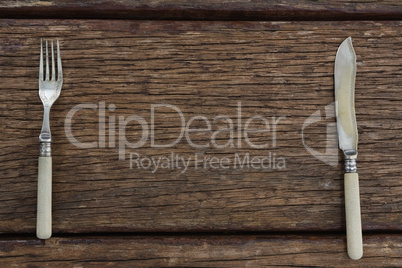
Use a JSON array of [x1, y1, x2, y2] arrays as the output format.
[[334, 37, 363, 260]]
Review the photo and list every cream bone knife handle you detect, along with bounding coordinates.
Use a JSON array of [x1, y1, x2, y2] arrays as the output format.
[[37, 156, 52, 239], [344, 172, 363, 260]]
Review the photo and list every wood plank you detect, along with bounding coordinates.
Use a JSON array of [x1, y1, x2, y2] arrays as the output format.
[[0, 235, 400, 267], [0, 1, 401, 20], [0, 20, 401, 234]]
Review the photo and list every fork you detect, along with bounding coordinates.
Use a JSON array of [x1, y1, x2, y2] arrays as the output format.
[[37, 39, 63, 239]]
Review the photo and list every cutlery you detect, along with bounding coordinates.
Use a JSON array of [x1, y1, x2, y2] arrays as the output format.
[[334, 37, 363, 260], [37, 39, 63, 239]]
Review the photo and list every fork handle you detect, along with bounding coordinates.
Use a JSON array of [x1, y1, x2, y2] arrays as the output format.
[[37, 156, 52, 239], [344, 173, 363, 260]]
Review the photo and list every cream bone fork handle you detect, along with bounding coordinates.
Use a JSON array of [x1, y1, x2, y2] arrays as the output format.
[[37, 39, 63, 239], [334, 37, 363, 260]]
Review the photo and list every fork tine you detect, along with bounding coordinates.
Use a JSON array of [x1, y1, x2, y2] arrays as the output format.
[[39, 39, 44, 81], [57, 40, 62, 81], [51, 41, 55, 81], [45, 40, 49, 81]]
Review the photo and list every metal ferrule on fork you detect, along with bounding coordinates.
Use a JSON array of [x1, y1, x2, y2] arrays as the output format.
[[39, 141, 51, 157]]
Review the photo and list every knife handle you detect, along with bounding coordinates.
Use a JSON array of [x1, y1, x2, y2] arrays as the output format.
[[344, 172, 363, 260], [37, 156, 52, 239]]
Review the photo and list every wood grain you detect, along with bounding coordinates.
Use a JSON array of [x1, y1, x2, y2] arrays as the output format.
[[0, 1, 401, 20], [0, 20, 401, 235], [0, 235, 400, 267]]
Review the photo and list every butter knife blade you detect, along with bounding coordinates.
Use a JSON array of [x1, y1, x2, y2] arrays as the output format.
[[335, 37, 358, 156]]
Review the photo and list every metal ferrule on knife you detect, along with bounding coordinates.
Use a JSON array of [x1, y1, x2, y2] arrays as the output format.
[[344, 150, 357, 173]]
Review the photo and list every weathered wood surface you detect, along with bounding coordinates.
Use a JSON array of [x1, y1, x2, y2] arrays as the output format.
[[0, 235, 400, 267], [0, 20, 401, 235], [0, 1, 401, 20]]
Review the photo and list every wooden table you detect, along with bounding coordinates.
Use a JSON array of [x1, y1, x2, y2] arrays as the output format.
[[0, 1, 401, 267]]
